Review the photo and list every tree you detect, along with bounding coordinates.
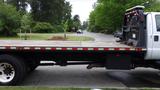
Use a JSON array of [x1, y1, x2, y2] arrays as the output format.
[[20, 14, 32, 39], [0, 2, 21, 36], [62, 1, 72, 32], [6, 0, 28, 14], [67, 19, 74, 32], [33, 22, 55, 33], [21, 14, 32, 32], [30, 0, 72, 25], [63, 1, 72, 22], [62, 20, 69, 39], [73, 15, 81, 31], [0, 0, 4, 3], [88, 11, 96, 32], [81, 21, 88, 30], [89, 0, 160, 34]]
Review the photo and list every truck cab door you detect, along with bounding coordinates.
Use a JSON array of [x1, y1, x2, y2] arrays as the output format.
[[151, 13, 160, 59]]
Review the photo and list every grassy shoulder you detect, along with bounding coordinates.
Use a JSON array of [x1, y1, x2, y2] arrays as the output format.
[[0, 33, 94, 41]]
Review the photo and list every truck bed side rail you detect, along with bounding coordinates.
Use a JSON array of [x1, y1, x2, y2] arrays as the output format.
[[0, 46, 147, 52]]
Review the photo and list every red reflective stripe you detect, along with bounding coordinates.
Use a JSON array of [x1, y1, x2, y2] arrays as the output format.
[[72, 48, 78, 51], [51, 48, 56, 51], [136, 48, 142, 51], [5, 46, 10, 49], [125, 48, 130, 51], [40, 47, 46, 50], [93, 48, 99, 51], [62, 48, 67, 51], [30, 47, 35, 50], [104, 48, 109, 51], [16, 47, 24, 50], [114, 48, 120, 51], [83, 48, 88, 51]]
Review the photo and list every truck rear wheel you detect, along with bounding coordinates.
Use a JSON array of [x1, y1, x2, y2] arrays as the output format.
[[0, 55, 26, 86]]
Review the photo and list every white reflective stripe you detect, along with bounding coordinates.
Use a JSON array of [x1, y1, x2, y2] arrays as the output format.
[[130, 48, 135, 51], [56, 48, 62, 50], [77, 48, 83, 50], [45, 48, 51, 50], [35, 47, 41, 50], [99, 48, 104, 50], [88, 48, 94, 50], [10, 47, 16, 50], [0, 47, 6, 49], [109, 48, 114, 51], [142, 49, 147, 51], [67, 48, 72, 50], [119, 48, 125, 51], [24, 47, 30, 50]]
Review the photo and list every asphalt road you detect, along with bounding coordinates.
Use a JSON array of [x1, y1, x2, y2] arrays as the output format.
[[82, 31, 115, 42], [21, 32, 160, 88], [54, 30, 115, 42], [68, 30, 115, 42], [22, 66, 160, 88]]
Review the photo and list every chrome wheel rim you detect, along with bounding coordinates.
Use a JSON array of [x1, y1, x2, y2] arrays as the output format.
[[0, 63, 15, 83]]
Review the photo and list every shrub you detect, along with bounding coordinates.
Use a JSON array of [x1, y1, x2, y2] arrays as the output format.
[[33, 22, 56, 33], [0, 2, 21, 36], [53, 25, 64, 33]]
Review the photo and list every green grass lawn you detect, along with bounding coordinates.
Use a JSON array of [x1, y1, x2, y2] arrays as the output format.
[[0, 33, 94, 41]]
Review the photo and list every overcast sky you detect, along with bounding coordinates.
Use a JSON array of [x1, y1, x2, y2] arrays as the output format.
[[66, 0, 97, 22]]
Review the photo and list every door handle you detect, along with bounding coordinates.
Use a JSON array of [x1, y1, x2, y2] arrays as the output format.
[[154, 35, 159, 42]]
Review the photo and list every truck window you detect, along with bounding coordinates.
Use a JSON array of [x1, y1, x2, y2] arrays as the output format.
[[156, 15, 160, 31]]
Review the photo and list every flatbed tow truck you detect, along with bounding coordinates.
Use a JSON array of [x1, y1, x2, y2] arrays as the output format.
[[0, 6, 159, 85]]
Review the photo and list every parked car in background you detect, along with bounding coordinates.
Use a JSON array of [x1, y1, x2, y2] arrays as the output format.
[[77, 29, 83, 34]]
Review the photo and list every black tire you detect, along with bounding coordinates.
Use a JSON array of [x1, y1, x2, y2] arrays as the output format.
[[0, 54, 26, 86]]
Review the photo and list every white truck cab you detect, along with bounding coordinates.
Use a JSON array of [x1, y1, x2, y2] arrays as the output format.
[[146, 12, 160, 59]]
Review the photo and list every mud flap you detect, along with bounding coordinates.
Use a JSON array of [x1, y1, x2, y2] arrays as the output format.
[[106, 54, 131, 70]]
